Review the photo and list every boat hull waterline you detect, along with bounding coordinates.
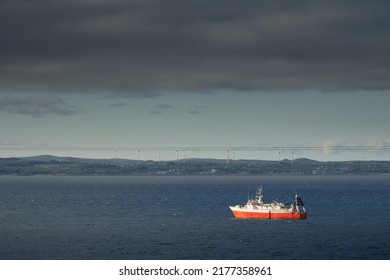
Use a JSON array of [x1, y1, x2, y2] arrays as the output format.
[[229, 186, 307, 220], [230, 207, 307, 219]]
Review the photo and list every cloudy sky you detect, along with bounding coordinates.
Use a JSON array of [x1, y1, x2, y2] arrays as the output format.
[[1, 0, 390, 160]]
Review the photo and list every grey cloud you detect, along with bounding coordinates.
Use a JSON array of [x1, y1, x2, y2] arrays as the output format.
[[192, 105, 208, 109], [109, 102, 127, 107], [150, 110, 164, 115], [156, 104, 172, 109], [1, 0, 390, 94], [0, 95, 78, 117], [149, 103, 172, 115]]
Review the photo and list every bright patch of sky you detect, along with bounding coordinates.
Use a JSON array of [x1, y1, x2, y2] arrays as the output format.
[[1, 90, 389, 161]]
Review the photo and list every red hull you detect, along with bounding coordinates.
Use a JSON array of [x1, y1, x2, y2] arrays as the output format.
[[231, 209, 307, 220]]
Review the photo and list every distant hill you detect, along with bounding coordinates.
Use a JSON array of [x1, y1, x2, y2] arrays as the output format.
[[19, 155, 80, 162], [293, 158, 320, 164], [0, 155, 389, 175]]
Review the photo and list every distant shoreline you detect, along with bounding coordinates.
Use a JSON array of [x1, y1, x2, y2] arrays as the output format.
[[1, 155, 390, 176]]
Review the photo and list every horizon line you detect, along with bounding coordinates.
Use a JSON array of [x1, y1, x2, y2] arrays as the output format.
[[1, 145, 390, 152]]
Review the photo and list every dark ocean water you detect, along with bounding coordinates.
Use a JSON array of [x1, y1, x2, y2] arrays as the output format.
[[0, 175, 389, 260]]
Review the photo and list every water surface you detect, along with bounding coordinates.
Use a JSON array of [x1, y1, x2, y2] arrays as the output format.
[[0, 175, 389, 259]]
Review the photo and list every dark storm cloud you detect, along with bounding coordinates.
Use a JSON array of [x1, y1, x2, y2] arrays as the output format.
[[1, 0, 390, 94]]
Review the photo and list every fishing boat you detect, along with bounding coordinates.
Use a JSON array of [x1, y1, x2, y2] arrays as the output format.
[[229, 186, 307, 219]]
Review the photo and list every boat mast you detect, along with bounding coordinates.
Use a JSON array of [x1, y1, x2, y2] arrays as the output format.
[[255, 186, 263, 204]]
